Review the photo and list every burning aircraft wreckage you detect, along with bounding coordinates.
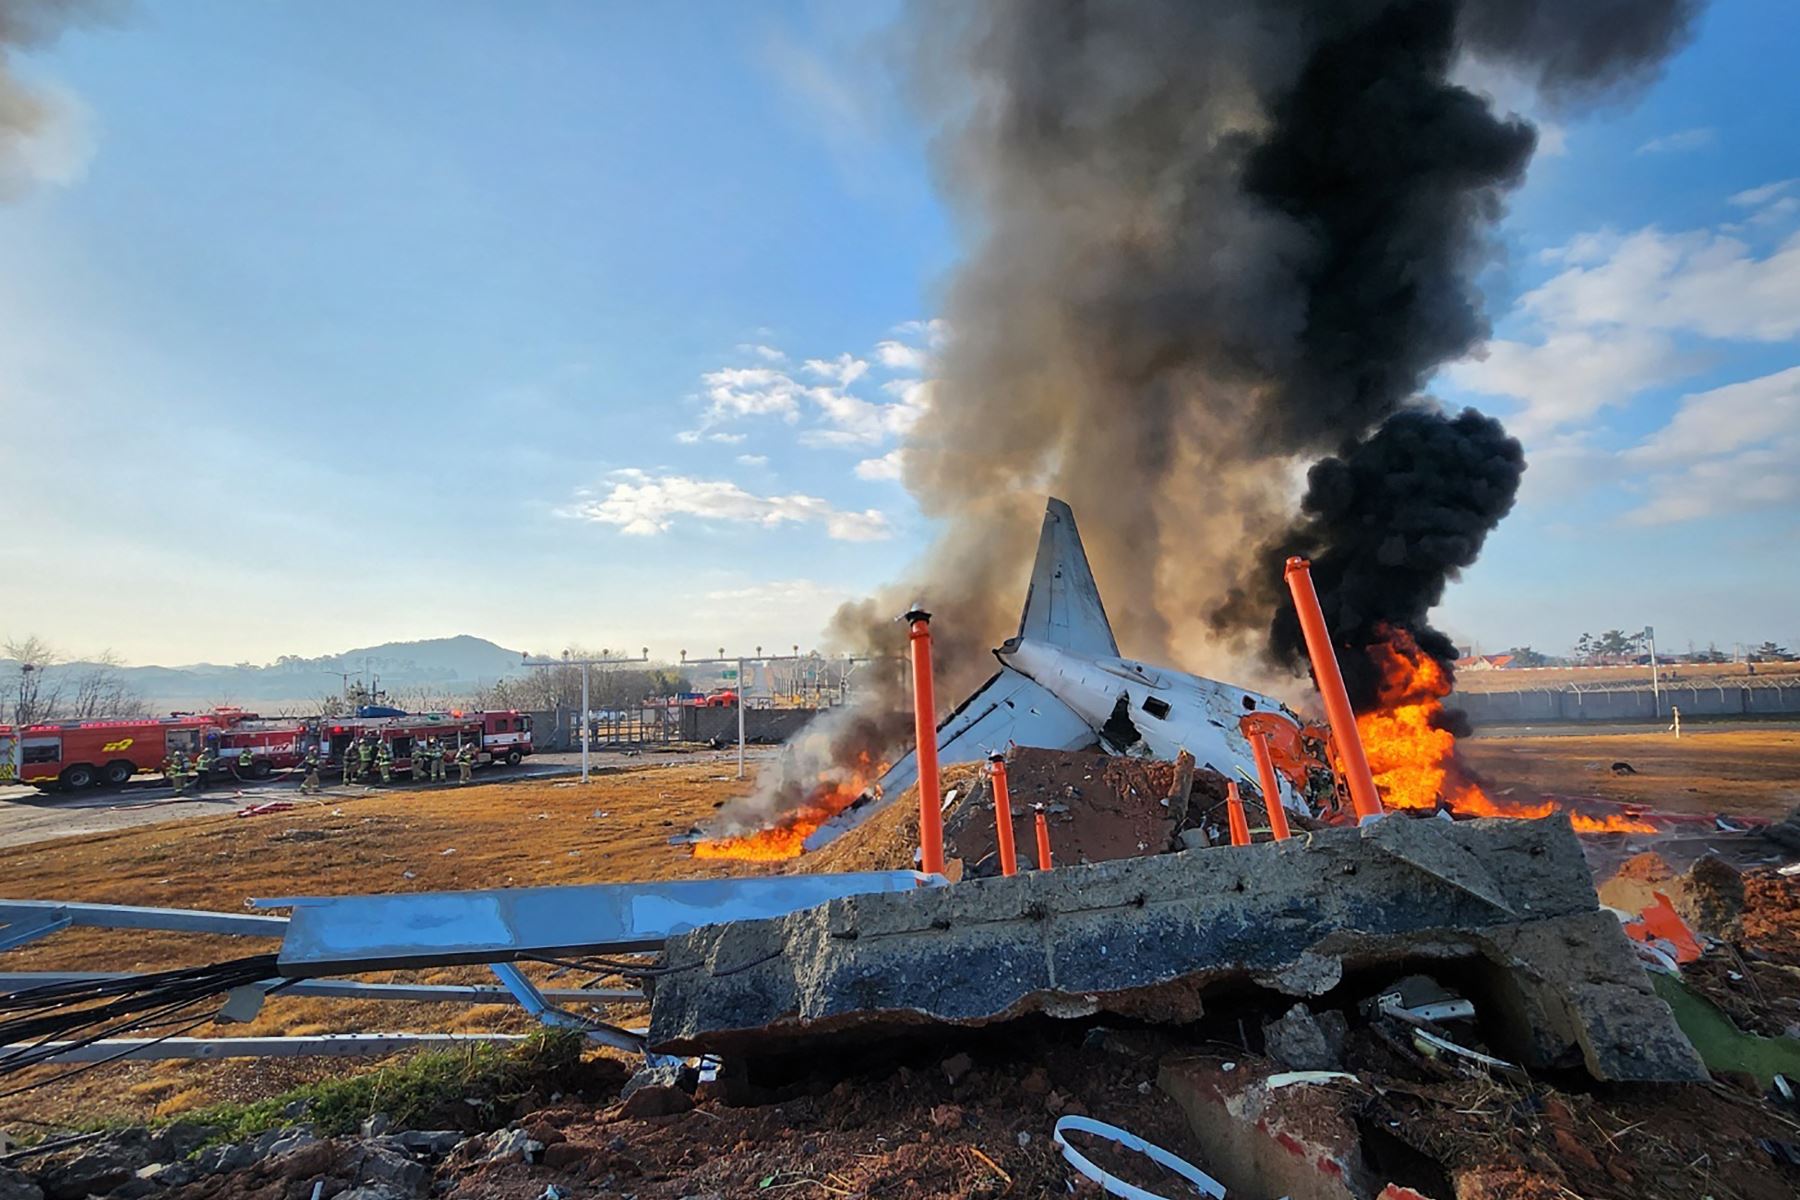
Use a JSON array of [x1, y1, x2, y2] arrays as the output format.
[[684, 496, 1667, 866]]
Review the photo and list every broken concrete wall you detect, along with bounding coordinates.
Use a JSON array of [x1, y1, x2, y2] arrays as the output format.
[[648, 816, 1705, 1083]]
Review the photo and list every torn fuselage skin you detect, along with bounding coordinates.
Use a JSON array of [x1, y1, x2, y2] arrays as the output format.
[[996, 636, 1299, 793]]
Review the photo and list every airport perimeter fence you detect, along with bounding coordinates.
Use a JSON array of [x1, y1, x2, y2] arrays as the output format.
[[1455, 676, 1800, 726], [525, 706, 837, 750]]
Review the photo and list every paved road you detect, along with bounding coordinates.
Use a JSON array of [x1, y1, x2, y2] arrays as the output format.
[[0, 747, 777, 851]]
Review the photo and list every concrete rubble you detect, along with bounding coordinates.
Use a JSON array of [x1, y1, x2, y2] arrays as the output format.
[[649, 814, 1707, 1083]]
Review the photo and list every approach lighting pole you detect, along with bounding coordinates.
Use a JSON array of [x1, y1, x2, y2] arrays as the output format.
[[736, 657, 747, 780], [521, 650, 650, 784], [1645, 625, 1660, 715]]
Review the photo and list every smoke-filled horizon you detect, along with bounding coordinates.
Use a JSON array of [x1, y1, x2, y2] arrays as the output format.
[[829, 0, 1699, 713]]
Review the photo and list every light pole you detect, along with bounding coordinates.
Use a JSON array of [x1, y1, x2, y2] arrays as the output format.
[[1645, 625, 1660, 715], [521, 650, 649, 783], [736, 656, 747, 780]]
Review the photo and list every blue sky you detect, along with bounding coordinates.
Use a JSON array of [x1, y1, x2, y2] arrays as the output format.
[[1, 1, 1796, 667]]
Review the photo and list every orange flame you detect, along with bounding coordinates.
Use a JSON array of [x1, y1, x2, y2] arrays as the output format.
[[691, 755, 885, 862], [1355, 627, 1654, 834]]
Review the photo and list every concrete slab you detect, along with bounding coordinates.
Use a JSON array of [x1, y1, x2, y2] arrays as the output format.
[[647, 816, 1705, 1082]]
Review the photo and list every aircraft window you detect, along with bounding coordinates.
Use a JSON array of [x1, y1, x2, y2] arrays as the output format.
[[1242, 696, 1257, 710], [1142, 697, 1171, 719]]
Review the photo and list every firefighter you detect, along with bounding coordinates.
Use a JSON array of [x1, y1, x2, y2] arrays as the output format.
[[455, 741, 474, 785], [165, 750, 189, 795], [237, 746, 254, 778], [192, 747, 212, 794], [342, 744, 359, 787], [358, 733, 376, 779], [376, 740, 393, 784], [300, 748, 322, 795], [428, 737, 447, 783]]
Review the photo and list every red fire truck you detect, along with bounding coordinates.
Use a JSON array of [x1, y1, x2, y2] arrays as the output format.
[[0, 708, 306, 791], [0, 708, 530, 791], [320, 710, 532, 777]]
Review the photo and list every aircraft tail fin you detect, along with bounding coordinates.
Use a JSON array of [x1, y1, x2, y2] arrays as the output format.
[[1016, 497, 1119, 658]]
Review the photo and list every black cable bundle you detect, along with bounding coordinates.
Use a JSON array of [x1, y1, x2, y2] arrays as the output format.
[[0, 953, 283, 1082]]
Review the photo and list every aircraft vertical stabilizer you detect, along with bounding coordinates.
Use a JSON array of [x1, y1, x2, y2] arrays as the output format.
[[1016, 497, 1119, 658]]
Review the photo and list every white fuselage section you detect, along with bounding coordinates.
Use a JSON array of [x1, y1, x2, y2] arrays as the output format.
[[1000, 638, 1299, 807]]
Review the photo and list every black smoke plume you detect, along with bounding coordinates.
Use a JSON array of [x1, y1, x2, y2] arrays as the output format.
[[829, 0, 1698, 718], [1251, 408, 1526, 710]]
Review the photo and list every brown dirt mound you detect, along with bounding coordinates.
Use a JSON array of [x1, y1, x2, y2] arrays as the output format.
[[795, 749, 1242, 877]]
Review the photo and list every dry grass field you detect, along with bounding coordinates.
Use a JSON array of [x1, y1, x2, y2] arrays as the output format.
[[1459, 728, 1800, 819]]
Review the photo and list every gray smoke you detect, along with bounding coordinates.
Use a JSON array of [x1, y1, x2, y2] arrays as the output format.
[[0, 1, 113, 199], [832, 0, 1697, 710]]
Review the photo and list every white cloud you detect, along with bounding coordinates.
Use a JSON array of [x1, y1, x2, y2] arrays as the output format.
[[565, 470, 891, 541], [698, 366, 807, 422], [874, 339, 928, 371], [800, 384, 926, 447], [679, 328, 941, 455], [855, 449, 905, 481], [736, 453, 769, 466], [802, 353, 870, 387], [1628, 366, 1800, 467], [1447, 328, 1690, 434], [1636, 127, 1715, 155], [893, 318, 950, 347], [1625, 443, 1800, 525], [1456, 214, 1800, 437], [1522, 227, 1800, 342], [1623, 367, 1800, 525], [1730, 179, 1797, 209], [1452, 194, 1800, 529]]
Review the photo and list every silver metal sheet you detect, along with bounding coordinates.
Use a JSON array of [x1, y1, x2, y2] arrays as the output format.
[[0, 900, 288, 939], [0, 907, 70, 952], [11, 1033, 528, 1063], [269, 872, 934, 974], [0, 971, 643, 1004]]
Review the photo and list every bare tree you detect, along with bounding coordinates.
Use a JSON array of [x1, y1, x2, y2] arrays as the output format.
[[4, 636, 64, 725], [6, 638, 154, 723], [67, 651, 149, 720]]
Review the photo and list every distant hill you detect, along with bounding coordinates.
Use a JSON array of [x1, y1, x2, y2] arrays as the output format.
[[2, 636, 529, 713]]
